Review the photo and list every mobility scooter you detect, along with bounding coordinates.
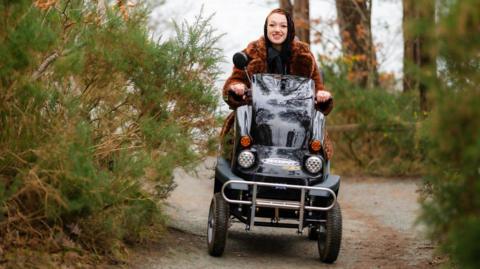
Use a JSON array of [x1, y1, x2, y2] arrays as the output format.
[[207, 52, 342, 263]]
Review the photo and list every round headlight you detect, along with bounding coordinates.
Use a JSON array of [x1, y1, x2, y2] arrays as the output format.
[[237, 150, 255, 168], [305, 156, 323, 174]]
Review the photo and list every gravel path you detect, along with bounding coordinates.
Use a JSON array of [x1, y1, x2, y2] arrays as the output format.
[[131, 158, 441, 269]]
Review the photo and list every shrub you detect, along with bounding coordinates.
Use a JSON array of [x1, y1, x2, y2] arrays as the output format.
[[319, 57, 422, 176], [0, 0, 221, 261]]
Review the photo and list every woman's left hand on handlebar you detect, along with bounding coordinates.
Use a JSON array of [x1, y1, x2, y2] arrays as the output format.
[[316, 90, 332, 103]]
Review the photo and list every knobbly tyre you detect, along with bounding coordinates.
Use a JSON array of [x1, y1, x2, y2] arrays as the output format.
[[207, 52, 342, 263]]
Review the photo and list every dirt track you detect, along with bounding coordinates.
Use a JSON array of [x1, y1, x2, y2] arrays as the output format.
[[131, 158, 441, 269]]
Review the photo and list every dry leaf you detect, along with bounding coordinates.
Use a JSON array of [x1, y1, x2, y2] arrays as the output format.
[[34, 0, 57, 10]]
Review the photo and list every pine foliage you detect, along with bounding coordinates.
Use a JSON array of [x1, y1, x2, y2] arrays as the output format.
[[0, 0, 221, 261], [418, 0, 480, 268]]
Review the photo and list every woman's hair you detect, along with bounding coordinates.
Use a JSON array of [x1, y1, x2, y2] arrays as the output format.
[[263, 8, 296, 53]]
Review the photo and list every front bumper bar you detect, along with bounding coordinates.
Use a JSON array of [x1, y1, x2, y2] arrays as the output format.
[[221, 180, 337, 232]]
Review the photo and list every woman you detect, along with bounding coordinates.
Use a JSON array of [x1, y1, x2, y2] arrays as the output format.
[[221, 8, 334, 159]]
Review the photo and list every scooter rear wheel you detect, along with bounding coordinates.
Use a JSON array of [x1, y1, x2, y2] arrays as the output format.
[[308, 226, 318, 240]]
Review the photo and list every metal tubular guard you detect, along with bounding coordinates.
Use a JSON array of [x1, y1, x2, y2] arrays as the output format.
[[221, 180, 337, 232]]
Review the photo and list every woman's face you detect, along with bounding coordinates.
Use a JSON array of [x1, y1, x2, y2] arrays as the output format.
[[267, 13, 288, 45]]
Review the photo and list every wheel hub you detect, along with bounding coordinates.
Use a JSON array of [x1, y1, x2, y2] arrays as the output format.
[[207, 204, 214, 243]]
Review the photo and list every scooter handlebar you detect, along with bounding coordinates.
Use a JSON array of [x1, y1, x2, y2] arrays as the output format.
[[228, 88, 251, 102]]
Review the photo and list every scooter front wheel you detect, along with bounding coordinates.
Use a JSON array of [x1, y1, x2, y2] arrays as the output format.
[[318, 202, 342, 263], [207, 192, 230, 256]]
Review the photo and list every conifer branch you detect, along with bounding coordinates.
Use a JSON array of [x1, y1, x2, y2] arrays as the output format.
[[32, 52, 59, 81]]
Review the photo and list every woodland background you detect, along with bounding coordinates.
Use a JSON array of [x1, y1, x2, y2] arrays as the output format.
[[0, 0, 479, 268]]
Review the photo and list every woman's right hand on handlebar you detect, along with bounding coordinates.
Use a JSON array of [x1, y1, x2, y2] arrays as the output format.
[[229, 83, 247, 97]]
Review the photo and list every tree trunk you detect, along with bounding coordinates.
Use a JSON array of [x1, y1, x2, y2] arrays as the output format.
[[279, 0, 293, 15], [336, 0, 378, 88], [402, 0, 416, 92], [293, 0, 310, 44], [279, 0, 310, 44], [402, 0, 436, 114], [420, 2, 436, 114]]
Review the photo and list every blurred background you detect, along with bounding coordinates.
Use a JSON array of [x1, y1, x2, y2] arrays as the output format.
[[151, 0, 403, 98]]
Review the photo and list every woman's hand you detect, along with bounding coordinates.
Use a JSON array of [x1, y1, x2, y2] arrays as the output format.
[[229, 83, 247, 97], [316, 90, 332, 103]]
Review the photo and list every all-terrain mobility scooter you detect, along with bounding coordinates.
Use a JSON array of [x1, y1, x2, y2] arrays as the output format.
[[207, 52, 342, 263]]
